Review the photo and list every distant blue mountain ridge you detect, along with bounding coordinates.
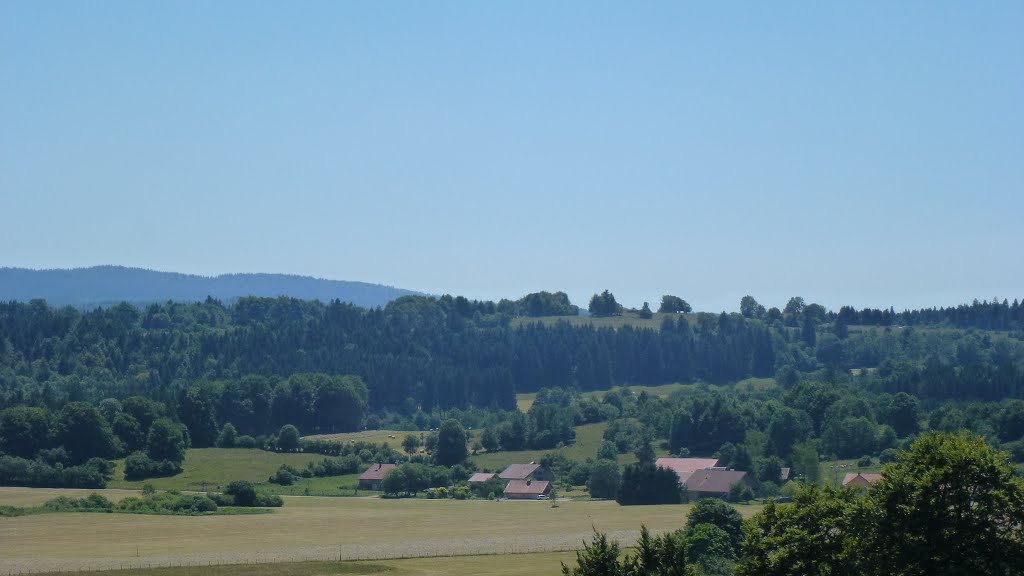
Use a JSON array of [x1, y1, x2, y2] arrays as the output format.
[[0, 266, 425, 309]]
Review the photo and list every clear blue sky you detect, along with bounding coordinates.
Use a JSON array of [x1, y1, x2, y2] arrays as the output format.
[[2, 2, 1021, 312]]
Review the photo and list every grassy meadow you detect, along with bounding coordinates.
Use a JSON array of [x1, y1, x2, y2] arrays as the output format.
[[0, 487, 763, 574], [516, 379, 775, 412], [303, 430, 415, 447], [510, 312, 694, 332], [108, 448, 324, 492], [470, 422, 613, 471], [469, 422, 674, 473]]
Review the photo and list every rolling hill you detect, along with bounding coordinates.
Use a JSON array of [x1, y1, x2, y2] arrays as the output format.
[[0, 266, 424, 308]]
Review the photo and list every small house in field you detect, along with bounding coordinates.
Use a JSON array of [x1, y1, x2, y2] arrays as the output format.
[[467, 472, 496, 483], [358, 463, 397, 490], [498, 463, 543, 480], [842, 473, 883, 489], [504, 479, 551, 499], [684, 469, 748, 498], [655, 457, 720, 484]]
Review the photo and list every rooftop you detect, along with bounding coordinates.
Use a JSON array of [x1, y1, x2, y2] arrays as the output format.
[[684, 469, 747, 494], [842, 472, 883, 487], [655, 457, 720, 482], [498, 463, 541, 480], [503, 479, 551, 495], [358, 463, 397, 481]]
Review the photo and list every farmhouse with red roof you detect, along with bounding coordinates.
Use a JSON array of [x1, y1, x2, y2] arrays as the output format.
[[842, 472, 883, 489], [498, 463, 543, 480], [503, 479, 551, 499], [684, 469, 748, 498], [358, 463, 396, 490], [654, 457, 720, 483]]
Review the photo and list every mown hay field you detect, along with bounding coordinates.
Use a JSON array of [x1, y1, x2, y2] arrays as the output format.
[[0, 487, 762, 574], [28, 552, 581, 576]]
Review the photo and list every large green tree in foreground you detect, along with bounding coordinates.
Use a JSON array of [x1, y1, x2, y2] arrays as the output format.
[[852, 432, 1024, 576], [739, 431, 1024, 576]]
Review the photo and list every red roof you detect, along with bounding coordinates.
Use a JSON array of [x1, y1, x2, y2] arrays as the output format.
[[499, 463, 541, 480], [684, 469, 747, 495], [503, 479, 551, 496], [359, 463, 397, 481], [655, 458, 720, 482], [842, 473, 883, 487], [468, 472, 496, 483]]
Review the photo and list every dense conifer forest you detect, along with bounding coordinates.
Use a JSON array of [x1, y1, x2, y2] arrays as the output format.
[[1, 293, 1021, 415]]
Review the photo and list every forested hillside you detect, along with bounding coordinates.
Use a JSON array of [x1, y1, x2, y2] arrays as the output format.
[[0, 266, 423, 309], [1, 294, 1023, 416], [1, 292, 1023, 482]]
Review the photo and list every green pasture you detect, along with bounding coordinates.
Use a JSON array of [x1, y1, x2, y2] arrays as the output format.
[[517, 379, 776, 412], [510, 312, 693, 332], [302, 430, 414, 448], [108, 448, 323, 492], [260, 472, 363, 496], [470, 422, 674, 473], [471, 423, 609, 471]]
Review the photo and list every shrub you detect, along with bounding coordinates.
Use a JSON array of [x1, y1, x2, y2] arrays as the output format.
[[757, 481, 781, 499], [171, 494, 218, 513], [857, 455, 874, 467], [879, 448, 900, 464], [469, 478, 506, 499], [112, 491, 218, 515], [277, 425, 301, 452], [307, 455, 360, 477], [254, 493, 283, 507], [727, 482, 755, 503], [208, 493, 233, 507], [224, 480, 257, 506], [235, 435, 258, 449], [123, 452, 182, 481], [0, 455, 111, 489], [270, 466, 297, 486], [217, 423, 238, 448]]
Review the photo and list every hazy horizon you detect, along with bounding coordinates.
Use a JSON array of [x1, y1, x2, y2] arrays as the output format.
[[2, 264, 1017, 315], [3, 2, 1021, 313]]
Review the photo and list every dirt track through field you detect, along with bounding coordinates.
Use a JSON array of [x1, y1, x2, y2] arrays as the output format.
[[1, 490, 749, 574]]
